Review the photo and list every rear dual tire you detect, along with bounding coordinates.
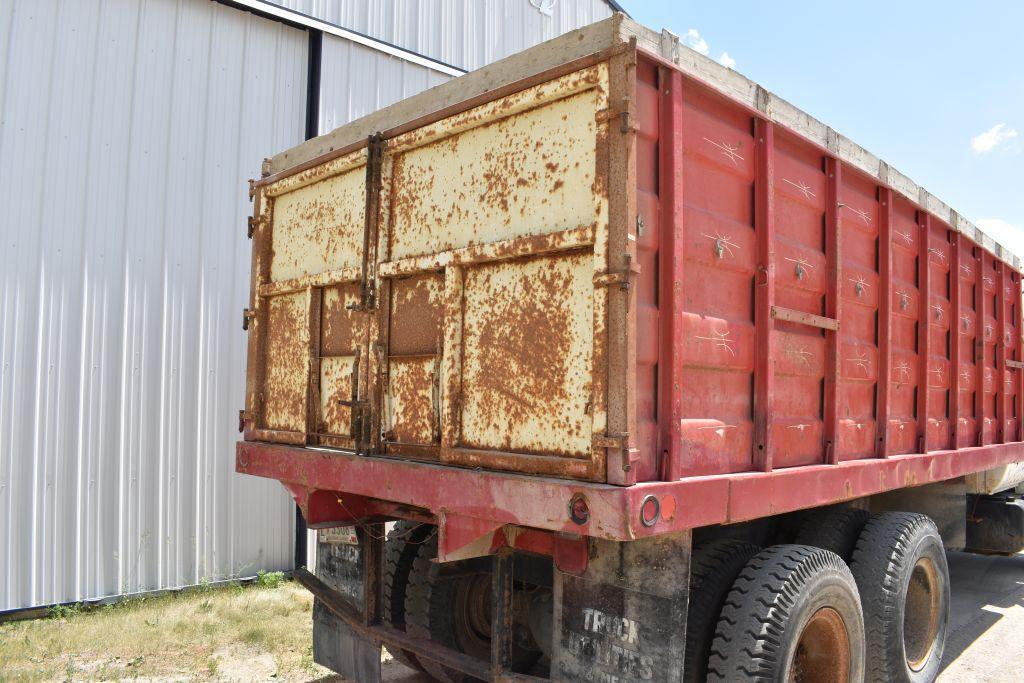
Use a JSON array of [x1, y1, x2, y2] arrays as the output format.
[[682, 539, 761, 683], [382, 521, 433, 672], [707, 544, 866, 682], [850, 512, 949, 683]]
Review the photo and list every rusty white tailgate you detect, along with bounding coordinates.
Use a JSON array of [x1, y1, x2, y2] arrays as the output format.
[[245, 62, 617, 482]]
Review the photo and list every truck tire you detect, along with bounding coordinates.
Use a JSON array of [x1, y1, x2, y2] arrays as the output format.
[[405, 534, 478, 683], [794, 507, 870, 561], [707, 545, 865, 682], [849, 513, 949, 682], [405, 536, 540, 682], [682, 539, 760, 683], [383, 521, 432, 672]]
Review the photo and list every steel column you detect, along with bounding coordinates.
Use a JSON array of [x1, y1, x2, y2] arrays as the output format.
[[491, 550, 515, 676], [876, 188, 894, 456], [1018, 269, 1024, 441], [950, 233, 963, 448], [753, 119, 776, 471], [824, 158, 842, 463], [917, 213, 932, 452], [977, 249, 990, 445], [997, 261, 1009, 443], [658, 67, 684, 480]]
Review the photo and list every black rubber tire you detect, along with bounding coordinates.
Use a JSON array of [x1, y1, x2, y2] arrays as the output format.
[[794, 507, 871, 562], [382, 521, 433, 672], [707, 544, 866, 682], [405, 535, 481, 683], [849, 512, 950, 683], [682, 539, 761, 683]]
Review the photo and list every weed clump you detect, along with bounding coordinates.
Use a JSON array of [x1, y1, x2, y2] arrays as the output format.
[[256, 570, 286, 589]]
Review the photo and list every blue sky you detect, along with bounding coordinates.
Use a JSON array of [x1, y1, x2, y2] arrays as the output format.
[[623, 1, 1024, 256]]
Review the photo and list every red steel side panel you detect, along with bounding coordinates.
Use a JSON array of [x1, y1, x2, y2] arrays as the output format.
[[771, 132, 829, 468], [1006, 266, 1021, 440], [980, 250, 997, 444], [673, 83, 757, 476], [648, 50, 1023, 483], [959, 240, 980, 446], [887, 198, 921, 454], [836, 169, 880, 461]]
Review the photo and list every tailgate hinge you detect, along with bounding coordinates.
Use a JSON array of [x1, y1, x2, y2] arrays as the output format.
[[593, 255, 641, 290], [242, 308, 256, 331], [593, 432, 640, 472], [238, 409, 255, 433], [247, 215, 266, 239], [595, 104, 636, 134], [352, 133, 386, 313]]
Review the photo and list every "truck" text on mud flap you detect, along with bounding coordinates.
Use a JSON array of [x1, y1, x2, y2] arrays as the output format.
[[561, 608, 654, 681]]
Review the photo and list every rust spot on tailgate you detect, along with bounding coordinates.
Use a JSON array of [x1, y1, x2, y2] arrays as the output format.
[[389, 274, 444, 356], [459, 251, 593, 458], [263, 291, 310, 432], [388, 65, 609, 262], [269, 167, 365, 283], [321, 284, 366, 355], [388, 357, 438, 444], [320, 356, 355, 436]]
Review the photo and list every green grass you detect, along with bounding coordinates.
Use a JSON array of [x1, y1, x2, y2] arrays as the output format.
[[0, 578, 341, 682]]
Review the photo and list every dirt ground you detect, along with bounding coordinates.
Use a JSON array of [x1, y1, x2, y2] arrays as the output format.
[[1, 551, 1021, 682]]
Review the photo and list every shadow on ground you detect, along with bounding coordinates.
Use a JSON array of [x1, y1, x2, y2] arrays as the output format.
[[939, 551, 1024, 681], [325, 551, 1024, 682]]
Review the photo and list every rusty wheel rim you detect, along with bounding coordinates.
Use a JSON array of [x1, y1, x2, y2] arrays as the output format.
[[453, 573, 492, 658], [787, 607, 851, 683], [903, 558, 941, 671]]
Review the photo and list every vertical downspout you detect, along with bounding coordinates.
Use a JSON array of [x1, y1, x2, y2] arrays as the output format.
[[295, 28, 322, 571]]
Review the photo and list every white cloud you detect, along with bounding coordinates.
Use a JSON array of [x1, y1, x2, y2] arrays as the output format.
[[682, 29, 736, 69], [971, 123, 1019, 153], [976, 219, 1024, 262], [683, 28, 709, 56]]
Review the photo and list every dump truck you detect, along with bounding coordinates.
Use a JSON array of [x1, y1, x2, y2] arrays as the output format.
[[236, 13, 1024, 682]]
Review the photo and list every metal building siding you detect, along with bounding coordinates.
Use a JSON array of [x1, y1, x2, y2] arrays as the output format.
[[318, 33, 451, 135], [0, 0, 306, 611], [272, 0, 615, 72]]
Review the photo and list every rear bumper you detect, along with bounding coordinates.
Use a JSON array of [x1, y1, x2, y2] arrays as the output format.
[[237, 439, 1024, 543]]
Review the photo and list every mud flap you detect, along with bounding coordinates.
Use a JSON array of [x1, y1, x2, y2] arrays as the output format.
[[312, 528, 383, 682], [552, 531, 691, 683]]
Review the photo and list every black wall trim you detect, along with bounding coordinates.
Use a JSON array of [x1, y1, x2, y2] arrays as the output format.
[[294, 27, 322, 571], [305, 29, 322, 141]]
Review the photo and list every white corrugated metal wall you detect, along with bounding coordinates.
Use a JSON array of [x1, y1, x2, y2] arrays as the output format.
[[0, 0, 618, 612], [0, 0, 307, 611], [318, 34, 451, 134], [274, 0, 615, 72]]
